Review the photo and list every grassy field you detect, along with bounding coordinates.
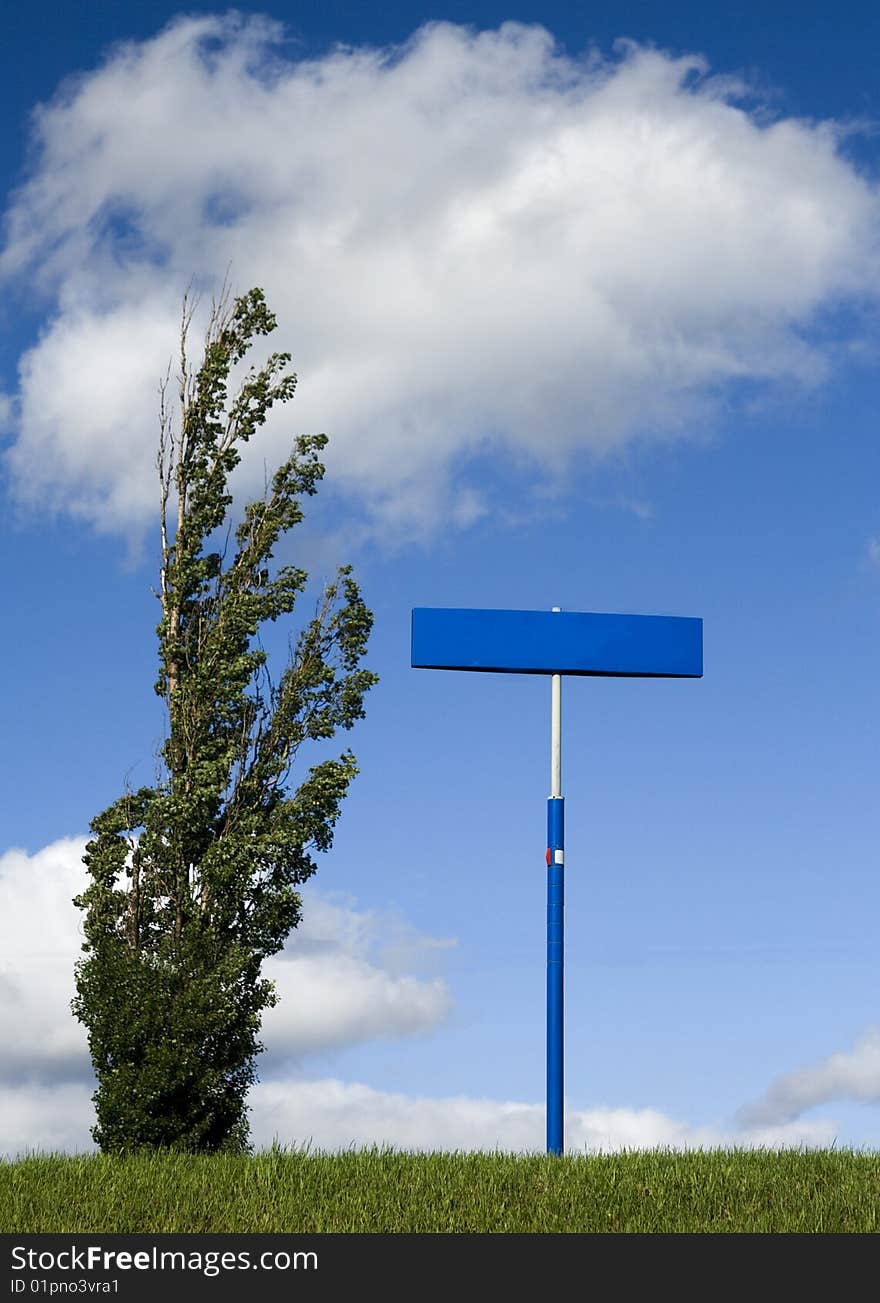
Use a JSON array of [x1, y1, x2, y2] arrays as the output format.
[[3, 1146, 879, 1233]]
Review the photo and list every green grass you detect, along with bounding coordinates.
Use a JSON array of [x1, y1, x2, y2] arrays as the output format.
[[2, 1146, 878, 1233]]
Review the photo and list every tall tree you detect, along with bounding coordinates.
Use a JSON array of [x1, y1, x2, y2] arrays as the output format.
[[72, 286, 377, 1153]]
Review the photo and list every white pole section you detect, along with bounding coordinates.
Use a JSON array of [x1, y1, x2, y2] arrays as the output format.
[[551, 608, 562, 798]]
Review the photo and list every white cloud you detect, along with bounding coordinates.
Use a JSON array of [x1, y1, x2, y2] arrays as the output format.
[[737, 1028, 880, 1128], [0, 838, 92, 1083], [260, 894, 453, 1061], [0, 836, 452, 1088], [0, 1083, 96, 1158], [1, 15, 878, 548], [247, 1078, 836, 1153], [868, 536, 880, 567]]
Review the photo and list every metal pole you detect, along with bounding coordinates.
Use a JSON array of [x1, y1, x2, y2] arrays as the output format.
[[547, 614, 564, 1155]]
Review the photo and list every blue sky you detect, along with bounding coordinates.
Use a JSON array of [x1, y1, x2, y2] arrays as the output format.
[[2, 0, 879, 1155]]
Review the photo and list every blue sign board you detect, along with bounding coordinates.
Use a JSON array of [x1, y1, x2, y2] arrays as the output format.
[[412, 607, 703, 678]]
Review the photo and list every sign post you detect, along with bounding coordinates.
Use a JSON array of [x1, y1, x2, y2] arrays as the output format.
[[411, 605, 703, 1155]]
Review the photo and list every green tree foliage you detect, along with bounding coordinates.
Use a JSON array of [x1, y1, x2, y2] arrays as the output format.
[[72, 286, 377, 1154]]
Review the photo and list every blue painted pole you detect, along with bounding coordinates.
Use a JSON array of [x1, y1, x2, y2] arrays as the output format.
[[546, 795, 564, 1154]]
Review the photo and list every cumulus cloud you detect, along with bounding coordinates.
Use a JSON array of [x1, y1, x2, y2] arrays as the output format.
[[0, 838, 93, 1084], [0, 836, 452, 1144], [2, 14, 878, 549], [737, 1028, 880, 1128], [260, 894, 453, 1062], [0, 1083, 97, 1158], [238, 1079, 839, 1153]]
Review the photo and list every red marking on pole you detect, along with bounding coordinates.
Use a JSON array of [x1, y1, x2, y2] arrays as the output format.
[[545, 848, 552, 867]]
